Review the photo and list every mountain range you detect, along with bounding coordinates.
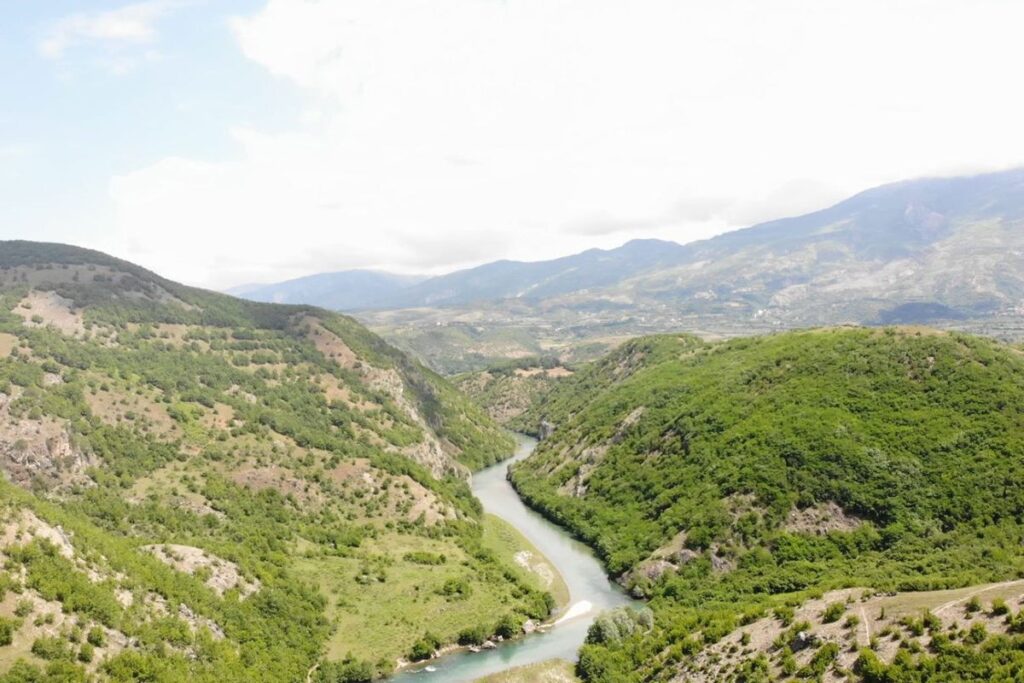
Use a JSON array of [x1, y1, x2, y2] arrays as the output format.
[[228, 167, 1024, 372]]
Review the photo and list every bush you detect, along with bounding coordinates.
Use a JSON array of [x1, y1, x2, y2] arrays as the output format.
[[437, 577, 472, 601], [457, 623, 490, 646], [315, 656, 375, 683], [494, 613, 524, 640], [32, 635, 71, 661], [774, 605, 795, 626], [402, 551, 446, 565], [822, 602, 845, 623], [14, 599, 33, 618], [78, 642, 95, 663], [0, 616, 16, 647], [408, 632, 441, 661], [966, 622, 987, 644], [585, 606, 654, 645], [86, 626, 106, 647]]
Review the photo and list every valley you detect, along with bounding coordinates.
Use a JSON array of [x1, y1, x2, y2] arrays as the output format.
[[8, 3, 1024, 680], [6, 241, 1024, 683]]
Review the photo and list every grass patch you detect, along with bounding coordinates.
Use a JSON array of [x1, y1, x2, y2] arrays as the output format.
[[294, 532, 538, 664], [481, 515, 570, 611]]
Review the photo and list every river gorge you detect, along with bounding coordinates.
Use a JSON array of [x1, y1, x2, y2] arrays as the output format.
[[391, 434, 634, 682]]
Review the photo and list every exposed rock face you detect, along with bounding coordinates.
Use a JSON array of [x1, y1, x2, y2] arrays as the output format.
[[144, 544, 260, 598], [538, 420, 556, 440], [784, 501, 864, 535], [0, 389, 96, 487]]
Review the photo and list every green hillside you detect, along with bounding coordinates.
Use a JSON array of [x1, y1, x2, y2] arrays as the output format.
[[0, 242, 551, 682], [452, 357, 573, 426], [510, 327, 1024, 681]]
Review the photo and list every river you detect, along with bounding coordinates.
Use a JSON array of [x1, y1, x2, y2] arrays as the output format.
[[390, 434, 635, 682]]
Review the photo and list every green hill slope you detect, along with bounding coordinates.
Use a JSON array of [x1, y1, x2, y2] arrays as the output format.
[[0, 242, 550, 682], [510, 327, 1024, 681]]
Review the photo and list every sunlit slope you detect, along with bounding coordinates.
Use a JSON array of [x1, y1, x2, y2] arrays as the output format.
[[511, 327, 1024, 681], [0, 241, 552, 682]]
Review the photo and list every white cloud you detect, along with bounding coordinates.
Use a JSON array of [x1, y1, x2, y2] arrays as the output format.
[[41, 1, 181, 59], [110, 0, 1024, 288]]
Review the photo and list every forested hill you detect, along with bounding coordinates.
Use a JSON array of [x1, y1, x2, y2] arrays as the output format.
[[0, 241, 555, 681], [510, 327, 1024, 681]]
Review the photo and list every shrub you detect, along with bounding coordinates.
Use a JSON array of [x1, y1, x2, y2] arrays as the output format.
[[966, 622, 987, 645], [0, 616, 16, 647], [408, 632, 441, 661], [87, 626, 106, 647], [457, 623, 490, 646], [14, 599, 33, 618], [32, 635, 71, 661], [774, 605, 795, 626], [78, 642, 95, 663], [494, 613, 525, 640], [822, 602, 845, 623]]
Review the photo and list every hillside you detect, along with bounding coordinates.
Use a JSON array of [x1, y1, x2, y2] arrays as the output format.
[[0, 241, 557, 682], [509, 327, 1024, 681], [452, 358, 574, 426]]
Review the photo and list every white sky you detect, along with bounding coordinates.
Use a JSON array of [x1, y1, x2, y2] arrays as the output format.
[[8, 0, 1024, 288]]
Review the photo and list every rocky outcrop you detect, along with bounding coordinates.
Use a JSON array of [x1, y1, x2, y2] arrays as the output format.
[[0, 389, 95, 487]]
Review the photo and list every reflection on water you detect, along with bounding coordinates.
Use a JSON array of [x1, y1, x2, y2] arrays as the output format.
[[390, 434, 635, 682]]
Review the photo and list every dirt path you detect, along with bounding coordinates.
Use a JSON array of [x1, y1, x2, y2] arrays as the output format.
[[933, 579, 1024, 616], [859, 606, 871, 644]]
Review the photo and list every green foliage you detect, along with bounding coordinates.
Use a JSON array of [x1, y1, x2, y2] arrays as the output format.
[[821, 602, 846, 624], [509, 328, 1024, 681], [403, 551, 446, 565], [437, 576, 473, 601], [9, 540, 121, 628], [457, 623, 491, 646], [0, 616, 15, 646], [31, 635, 73, 661], [314, 656, 375, 683], [586, 606, 654, 645], [409, 632, 442, 661], [494, 613, 524, 639], [0, 243, 542, 679]]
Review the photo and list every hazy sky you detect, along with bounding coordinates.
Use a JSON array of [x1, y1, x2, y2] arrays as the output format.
[[3, 0, 1024, 289]]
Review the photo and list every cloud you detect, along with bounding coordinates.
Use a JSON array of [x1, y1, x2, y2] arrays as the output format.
[[40, 1, 182, 60], [108, 0, 1024, 288]]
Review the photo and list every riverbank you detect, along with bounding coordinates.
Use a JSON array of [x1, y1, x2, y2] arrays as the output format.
[[388, 434, 635, 682], [482, 514, 571, 611], [473, 659, 579, 682]]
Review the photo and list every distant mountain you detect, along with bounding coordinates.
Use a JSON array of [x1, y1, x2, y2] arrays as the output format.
[[227, 269, 427, 310], [231, 168, 1024, 372], [374, 238, 691, 308], [624, 166, 1024, 325], [239, 168, 1024, 322]]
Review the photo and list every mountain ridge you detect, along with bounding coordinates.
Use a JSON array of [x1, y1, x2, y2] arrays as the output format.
[[227, 168, 1024, 373]]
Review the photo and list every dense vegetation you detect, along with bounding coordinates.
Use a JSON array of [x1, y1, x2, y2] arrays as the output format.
[[452, 356, 570, 426], [0, 242, 545, 681], [510, 328, 1024, 681]]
